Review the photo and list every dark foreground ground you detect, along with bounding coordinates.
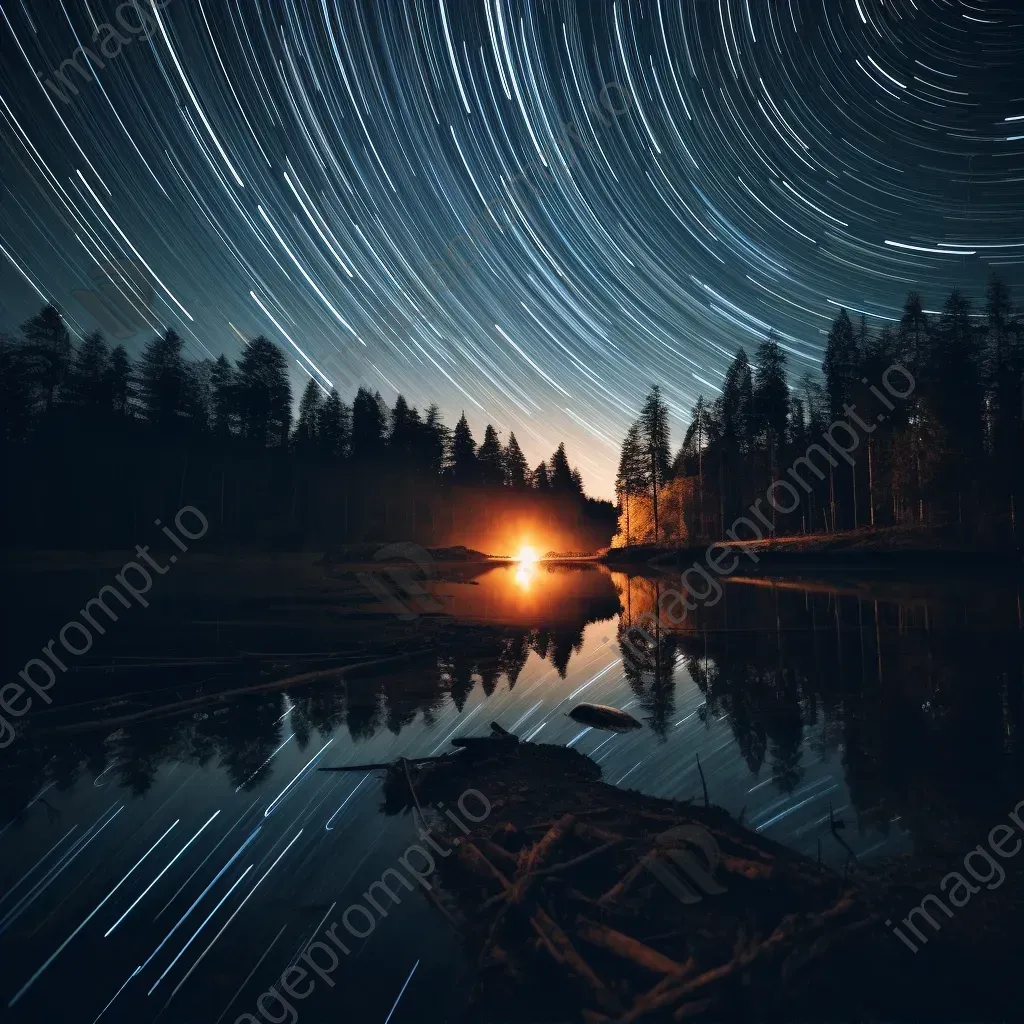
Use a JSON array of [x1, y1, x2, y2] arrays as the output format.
[[385, 737, 1024, 1023]]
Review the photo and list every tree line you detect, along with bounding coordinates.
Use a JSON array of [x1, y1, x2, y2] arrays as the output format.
[[616, 276, 1024, 545], [0, 304, 615, 550]]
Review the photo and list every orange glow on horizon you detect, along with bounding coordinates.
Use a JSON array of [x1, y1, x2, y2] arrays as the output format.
[[517, 545, 540, 565]]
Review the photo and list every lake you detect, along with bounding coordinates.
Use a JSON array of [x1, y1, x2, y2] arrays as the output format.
[[1, 560, 1022, 1022]]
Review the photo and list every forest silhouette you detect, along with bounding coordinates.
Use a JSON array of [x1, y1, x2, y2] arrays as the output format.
[[615, 277, 1024, 546], [0, 304, 615, 552]]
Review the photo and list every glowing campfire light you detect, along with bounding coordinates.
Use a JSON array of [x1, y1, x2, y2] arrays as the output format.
[[517, 545, 539, 565]]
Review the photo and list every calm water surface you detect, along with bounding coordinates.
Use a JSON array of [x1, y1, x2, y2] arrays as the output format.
[[2, 562, 1022, 1022]]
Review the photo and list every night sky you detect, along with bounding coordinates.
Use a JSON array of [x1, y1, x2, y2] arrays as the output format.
[[1, 0, 1022, 497]]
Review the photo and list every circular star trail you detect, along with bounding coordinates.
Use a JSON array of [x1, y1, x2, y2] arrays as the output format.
[[1, 0, 1022, 495]]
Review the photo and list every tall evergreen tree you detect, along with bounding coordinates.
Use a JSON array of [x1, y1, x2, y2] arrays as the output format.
[[210, 354, 236, 437], [350, 387, 387, 461], [503, 432, 528, 488], [823, 309, 859, 419], [106, 345, 133, 418], [450, 413, 479, 484], [21, 304, 72, 413], [234, 336, 292, 446], [389, 395, 421, 461], [477, 425, 505, 485], [318, 388, 349, 458], [753, 331, 789, 451], [0, 335, 37, 442], [548, 442, 577, 493], [139, 328, 186, 432], [934, 289, 983, 462], [616, 421, 645, 545], [71, 330, 110, 412], [532, 461, 550, 491], [638, 385, 671, 540], [987, 276, 1018, 479], [419, 404, 449, 476], [294, 379, 323, 451], [898, 293, 929, 370]]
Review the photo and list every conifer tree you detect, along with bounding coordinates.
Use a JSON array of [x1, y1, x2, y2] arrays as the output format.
[[294, 379, 323, 451], [450, 413, 479, 484], [21, 304, 72, 413], [503, 432, 528, 488], [639, 385, 671, 540], [548, 442, 576, 493], [477, 424, 505, 485], [319, 389, 349, 459]]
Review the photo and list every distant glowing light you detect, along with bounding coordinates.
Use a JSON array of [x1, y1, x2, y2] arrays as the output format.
[[517, 546, 539, 564]]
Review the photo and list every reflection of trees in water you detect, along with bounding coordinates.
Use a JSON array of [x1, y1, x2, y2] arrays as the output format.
[[0, 622, 603, 821], [5, 577, 1023, 855], [613, 572, 1024, 843]]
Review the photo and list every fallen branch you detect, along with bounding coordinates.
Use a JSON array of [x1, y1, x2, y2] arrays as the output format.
[[576, 916, 684, 974]]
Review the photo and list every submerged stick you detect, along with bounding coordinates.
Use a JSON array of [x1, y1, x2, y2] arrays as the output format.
[[50, 653, 430, 734], [696, 753, 709, 807], [319, 754, 450, 772]]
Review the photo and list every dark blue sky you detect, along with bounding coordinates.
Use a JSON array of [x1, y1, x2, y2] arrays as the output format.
[[1, 0, 1022, 495]]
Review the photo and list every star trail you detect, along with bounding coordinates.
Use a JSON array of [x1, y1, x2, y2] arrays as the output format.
[[1, 0, 1023, 495]]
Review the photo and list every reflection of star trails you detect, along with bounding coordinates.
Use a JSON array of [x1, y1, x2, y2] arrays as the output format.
[[105, 811, 221, 936], [93, 760, 121, 787], [138, 823, 260, 974], [90, 966, 140, 1024], [0, 803, 123, 937], [509, 701, 543, 732], [326, 774, 370, 830], [264, 739, 334, 817], [149, 864, 254, 996], [213, 922, 288, 1024], [235, 734, 294, 792], [163, 829, 305, 1005], [383, 960, 420, 1024], [8, 807, 157, 1007], [155, 797, 261, 920], [0, 824, 77, 910]]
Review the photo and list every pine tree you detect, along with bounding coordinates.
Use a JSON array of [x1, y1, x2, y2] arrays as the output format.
[[753, 331, 789, 451], [823, 309, 859, 419], [477, 425, 505, 485], [898, 293, 929, 371], [210, 354, 236, 437], [106, 345, 133, 417], [638, 385, 671, 541], [532, 461, 550, 491], [21, 304, 72, 413], [615, 421, 645, 545], [548, 442, 576, 493], [71, 330, 110, 412], [987, 276, 1018, 479], [351, 387, 387, 461], [934, 289, 983, 461], [139, 328, 186, 432], [503, 432, 528, 488], [389, 395, 421, 460], [0, 335, 37, 442], [450, 413, 479, 484], [234, 336, 292, 446], [319, 389, 349, 459], [420, 404, 449, 476], [294, 379, 323, 451]]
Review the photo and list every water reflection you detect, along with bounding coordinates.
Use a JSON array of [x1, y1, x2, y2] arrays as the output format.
[[2, 564, 1023, 1021]]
